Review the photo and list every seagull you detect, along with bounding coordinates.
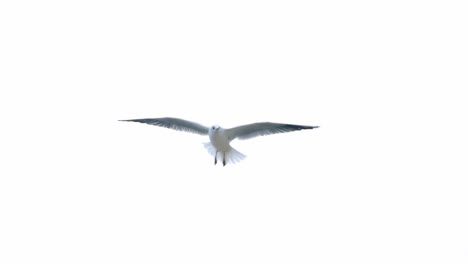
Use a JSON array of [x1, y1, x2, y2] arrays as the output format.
[[120, 117, 319, 166]]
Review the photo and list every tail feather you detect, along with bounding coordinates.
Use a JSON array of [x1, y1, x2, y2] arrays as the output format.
[[225, 147, 246, 164], [203, 142, 217, 156], [203, 142, 246, 165]]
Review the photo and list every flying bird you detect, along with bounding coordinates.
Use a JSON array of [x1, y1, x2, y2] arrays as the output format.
[[120, 117, 319, 166]]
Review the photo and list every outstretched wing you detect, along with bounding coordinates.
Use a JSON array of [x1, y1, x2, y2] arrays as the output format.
[[120, 117, 209, 135], [226, 122, 319, 141]]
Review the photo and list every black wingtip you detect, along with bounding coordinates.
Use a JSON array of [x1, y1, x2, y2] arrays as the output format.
[[286, 124, 320, 130]]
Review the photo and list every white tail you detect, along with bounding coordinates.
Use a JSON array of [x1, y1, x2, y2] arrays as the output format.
[[203, 142, 246, 165]]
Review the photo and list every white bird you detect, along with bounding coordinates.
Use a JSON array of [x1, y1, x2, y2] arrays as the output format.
[[120, 117, 319, 166]]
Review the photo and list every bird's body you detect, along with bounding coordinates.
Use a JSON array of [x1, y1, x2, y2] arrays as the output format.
[[208, 125, 245, 166], [120, 117, 319, 166], [209, 126, 229, 152]]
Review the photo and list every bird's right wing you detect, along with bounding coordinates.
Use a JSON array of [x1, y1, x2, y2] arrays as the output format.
[[120, 117, 209, 135]]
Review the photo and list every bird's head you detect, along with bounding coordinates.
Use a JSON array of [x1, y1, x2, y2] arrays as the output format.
[[210, 125, 221, 133]]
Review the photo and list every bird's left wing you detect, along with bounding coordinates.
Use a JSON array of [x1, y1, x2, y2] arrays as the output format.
[[226, 122, 319, 141], [120, 117, 209, 135]]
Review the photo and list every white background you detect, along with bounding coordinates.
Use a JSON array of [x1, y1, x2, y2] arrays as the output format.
[[1, 1, 467, 263]]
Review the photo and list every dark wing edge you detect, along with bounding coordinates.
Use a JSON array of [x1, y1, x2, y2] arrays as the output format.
[[226, 122, 319, 140], [119, 117, 209, 135]]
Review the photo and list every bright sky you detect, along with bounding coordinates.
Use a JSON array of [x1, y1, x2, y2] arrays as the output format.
[[1, 1, 467, 263]]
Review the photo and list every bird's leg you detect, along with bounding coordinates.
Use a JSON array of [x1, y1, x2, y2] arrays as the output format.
[[223, 152, 226, 166], [214, 151, 218, 165]]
